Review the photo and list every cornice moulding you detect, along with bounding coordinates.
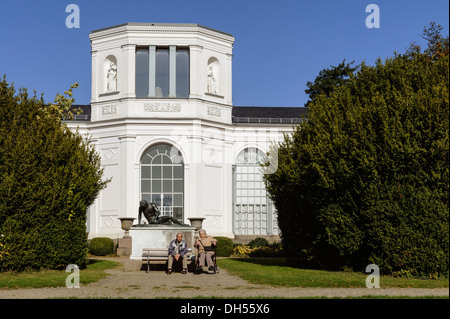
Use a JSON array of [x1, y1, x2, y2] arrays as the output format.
[[89, 24, 235, 46]]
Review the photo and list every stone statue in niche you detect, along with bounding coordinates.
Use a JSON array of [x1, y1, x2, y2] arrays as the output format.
[[107, 62, 117, 92], [207, 66, 217, 94]]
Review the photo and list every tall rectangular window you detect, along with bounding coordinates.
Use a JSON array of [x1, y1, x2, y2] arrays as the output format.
[[135, 46, 189, 98], [176, 48, 190, 98], [155, 47, 169, 98], [135, 48, 149, 98]]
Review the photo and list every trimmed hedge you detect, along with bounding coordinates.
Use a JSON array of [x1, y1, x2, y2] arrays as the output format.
[[89, 237, 115, 256], [214, 237, 234, 257]]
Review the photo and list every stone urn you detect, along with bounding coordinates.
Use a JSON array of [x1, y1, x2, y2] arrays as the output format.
[[119, 217, 136, 238], [188, 217, 205, 238]]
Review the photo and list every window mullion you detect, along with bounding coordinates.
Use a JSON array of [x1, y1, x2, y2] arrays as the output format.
[[148, 45, 156, 97], [169, 45, 176, 97]]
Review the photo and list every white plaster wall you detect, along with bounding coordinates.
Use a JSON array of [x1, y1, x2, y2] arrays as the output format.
[[67, 119, 289, 239], [65, 23, 295, 240], [89, 24, 234, 108]]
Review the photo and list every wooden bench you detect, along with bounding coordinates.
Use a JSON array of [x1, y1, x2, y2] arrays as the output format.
[[142, 248, 195, 273]]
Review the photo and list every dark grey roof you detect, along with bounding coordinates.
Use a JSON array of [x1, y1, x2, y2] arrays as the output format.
[[232, 106, 307, 124], [71, 104, 91, 114], [67, 104, 91, 121], [232, 106, 307, 119], [66, 105, 307, 123]]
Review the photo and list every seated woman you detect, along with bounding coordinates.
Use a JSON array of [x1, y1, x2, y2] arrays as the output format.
[[196, 229, 217, 271]]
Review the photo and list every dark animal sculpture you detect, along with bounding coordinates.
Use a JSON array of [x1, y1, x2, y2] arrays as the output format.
[[138, 200, 160, 224], [138, 200, 188, 226]]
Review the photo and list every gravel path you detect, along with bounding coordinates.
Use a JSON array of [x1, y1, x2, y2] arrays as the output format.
[[0, 257, 448, 299]]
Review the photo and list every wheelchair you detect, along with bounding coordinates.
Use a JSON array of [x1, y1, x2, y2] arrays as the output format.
[[194, 244, 219, 274]]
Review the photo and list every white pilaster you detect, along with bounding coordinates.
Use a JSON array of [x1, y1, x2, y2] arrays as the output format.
[[121, 44, 136, 98], [225, 53, 233, 105], [90, 50, 98, 103], [119, 135, 137, 218], [189, 45, 203, 99]]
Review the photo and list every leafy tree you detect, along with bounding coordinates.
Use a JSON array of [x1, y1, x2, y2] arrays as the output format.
[[304, 59, 358, 107], [265, 25, 449, 277], [0, 77, 109, 271], [406, 22, 449, 61]]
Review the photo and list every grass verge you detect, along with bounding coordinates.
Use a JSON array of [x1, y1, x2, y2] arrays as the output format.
[[218, 258, 449, 288], [0, 259, 119, 289]]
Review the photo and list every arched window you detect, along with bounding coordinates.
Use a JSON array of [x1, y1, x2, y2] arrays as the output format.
[[236, 147, 266, 165], [140, 144, 184, 221], [233, 148, 278, 235]]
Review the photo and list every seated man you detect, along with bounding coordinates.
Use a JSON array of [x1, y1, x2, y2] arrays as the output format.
[[167, 232, 188, 274], [196, 229, 217, 272]]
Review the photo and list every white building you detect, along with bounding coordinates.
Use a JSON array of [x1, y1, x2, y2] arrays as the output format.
[[67, 23, 306, 240]]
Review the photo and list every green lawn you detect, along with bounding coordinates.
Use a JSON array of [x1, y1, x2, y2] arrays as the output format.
[[1, 257, 448, 291], [0, 259, 119, 289], [218, 258, 449, 289]]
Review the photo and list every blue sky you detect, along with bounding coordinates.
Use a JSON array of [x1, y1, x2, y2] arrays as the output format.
[[0, 0, 448, 107]]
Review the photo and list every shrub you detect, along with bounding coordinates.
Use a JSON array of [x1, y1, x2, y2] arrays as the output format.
[[269, 241, 283, 250], [89, 237, 115, 256], [248, 246, 284, 258], [247, 237, 270, 249], [214, 237, 234, 257], [264, 25, 449, 277], [0, 79, 108, 272], [233, 244, 251, 256], [233, 243, 285, 258]]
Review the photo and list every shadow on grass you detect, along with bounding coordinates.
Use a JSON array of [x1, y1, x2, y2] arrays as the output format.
[[86, 259, 102, 266], [227, 257, 343, 272], [219, 258, 449, 288], [228, 258, 288, 267]]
